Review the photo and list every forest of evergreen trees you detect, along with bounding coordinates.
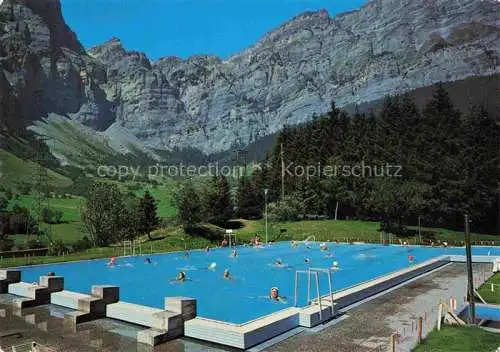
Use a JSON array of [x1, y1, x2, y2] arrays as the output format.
[[239, 85, 499, 235]]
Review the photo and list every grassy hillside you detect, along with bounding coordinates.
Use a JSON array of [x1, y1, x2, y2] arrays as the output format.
[[117, 179, 178, 218], [0, 149, 73, 189]]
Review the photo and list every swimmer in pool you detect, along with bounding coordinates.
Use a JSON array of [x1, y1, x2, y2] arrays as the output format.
[[205, 246, 210, 253], [326, 252, 334, 258], [231, 249, 238, 258], [47, 271, 55, 276], [184, 250, 190, 258], [320, 243, 328, 251], [176, 271, 186, 282], [269, 287, 286, 302], [223, 269, 231, 280], [107, 257, 117, 266], [304, 258, 311, 264], [145, 257, 152, 264], [275, 259, 284, 267], [331, 261, 340, 270], [208, 262, 217, 270]]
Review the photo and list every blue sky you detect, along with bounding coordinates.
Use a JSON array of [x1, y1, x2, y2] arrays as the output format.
[[61, 0, 368, 60]]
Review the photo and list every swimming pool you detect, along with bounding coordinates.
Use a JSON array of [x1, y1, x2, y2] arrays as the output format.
[[463, 304, 500, 321], [13, 243, 500, 324]]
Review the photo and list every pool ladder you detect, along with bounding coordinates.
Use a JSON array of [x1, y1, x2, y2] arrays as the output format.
[[294, 268, 335, 320]]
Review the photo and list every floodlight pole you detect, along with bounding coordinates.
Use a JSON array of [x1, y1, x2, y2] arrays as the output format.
[[264, 189, 268, 244], [418, 216, 422, 244], [465, 214, 475, 324]]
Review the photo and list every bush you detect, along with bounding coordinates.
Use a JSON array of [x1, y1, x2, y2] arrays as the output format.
[[48, 239, 69, 256], [42, 207, 64, 224], [12, 244, 26, 251], [0, 238, 14, 251], [73, 236, 92, 251], [267, 196, 302, 222], [379, 221, 408, 237], [26, 238, 45, 249]]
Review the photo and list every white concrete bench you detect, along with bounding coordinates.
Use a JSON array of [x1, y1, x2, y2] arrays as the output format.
[[106, 301, 169, 328], [107, 297, 197, 346], [7, 276, 64, 308], [51, 285, 119, 324], [51, 291, 91, 310]]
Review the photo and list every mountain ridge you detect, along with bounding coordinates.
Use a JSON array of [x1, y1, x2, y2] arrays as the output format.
[[0, 0, 499, 160]]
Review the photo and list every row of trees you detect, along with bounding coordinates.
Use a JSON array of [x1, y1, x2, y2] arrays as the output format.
[[174, 176, 233, 227], [81, 183, 159, 247], [236, 86, 498, 235], [0, 198, 37, 250]]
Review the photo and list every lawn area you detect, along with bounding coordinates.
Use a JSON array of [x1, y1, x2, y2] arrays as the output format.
[[117, 179, 178, 218], [235, 219, 381, 242], [0, 228, 211, 268], [3, 218, 498, 268], [7, 195, 86, 247], [477, 273, 500, 304], [413, 326, 500, 352], [237, 220, 500, 245], [408, 225, 500, 244], [8, 195, 85, 222]]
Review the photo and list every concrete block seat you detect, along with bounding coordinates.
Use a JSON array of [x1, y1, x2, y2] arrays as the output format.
[[106, 301, 181, 329], [0, 270, 21, 293], [51, 285, 119, 324], [107, 297, 197, 346], [8, 276, 63, 309]]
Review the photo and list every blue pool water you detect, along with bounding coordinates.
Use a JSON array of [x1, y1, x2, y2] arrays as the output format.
[[464, 304, 500, 321], [13, 243, 500, 324]]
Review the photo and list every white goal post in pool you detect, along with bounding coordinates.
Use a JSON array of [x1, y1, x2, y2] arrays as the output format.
[[123, 240, 142, 256], [224, 229, 237, 248]]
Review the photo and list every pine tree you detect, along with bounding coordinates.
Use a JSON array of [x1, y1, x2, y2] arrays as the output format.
[[174, 181, 203, 227], [137, 190, 160, 241], [421, 84, 464, 228], [461, 106, 500, 232], [236, 176, 263, 219], [207, 175, 233, 224]]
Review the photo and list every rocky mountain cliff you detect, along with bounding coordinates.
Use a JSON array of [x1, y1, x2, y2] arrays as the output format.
[[0, 0, 499, 156]]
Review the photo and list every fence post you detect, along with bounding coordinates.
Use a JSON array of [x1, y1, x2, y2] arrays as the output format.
[[390, 333, 397, 352], [437, 303, 443, 331], [417, 316, 423, 343]]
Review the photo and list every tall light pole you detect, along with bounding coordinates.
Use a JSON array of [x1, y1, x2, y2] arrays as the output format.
[[264, 189, 268, 244], [418, 216, 422, 244], [465, 214, 475, 324]]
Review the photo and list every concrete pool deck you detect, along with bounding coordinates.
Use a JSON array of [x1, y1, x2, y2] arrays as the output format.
[[0, 262, 493, 351]]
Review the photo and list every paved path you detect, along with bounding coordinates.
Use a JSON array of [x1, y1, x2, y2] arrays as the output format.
[[0, 263, 492, 352], [264, 263, 492, 352]]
